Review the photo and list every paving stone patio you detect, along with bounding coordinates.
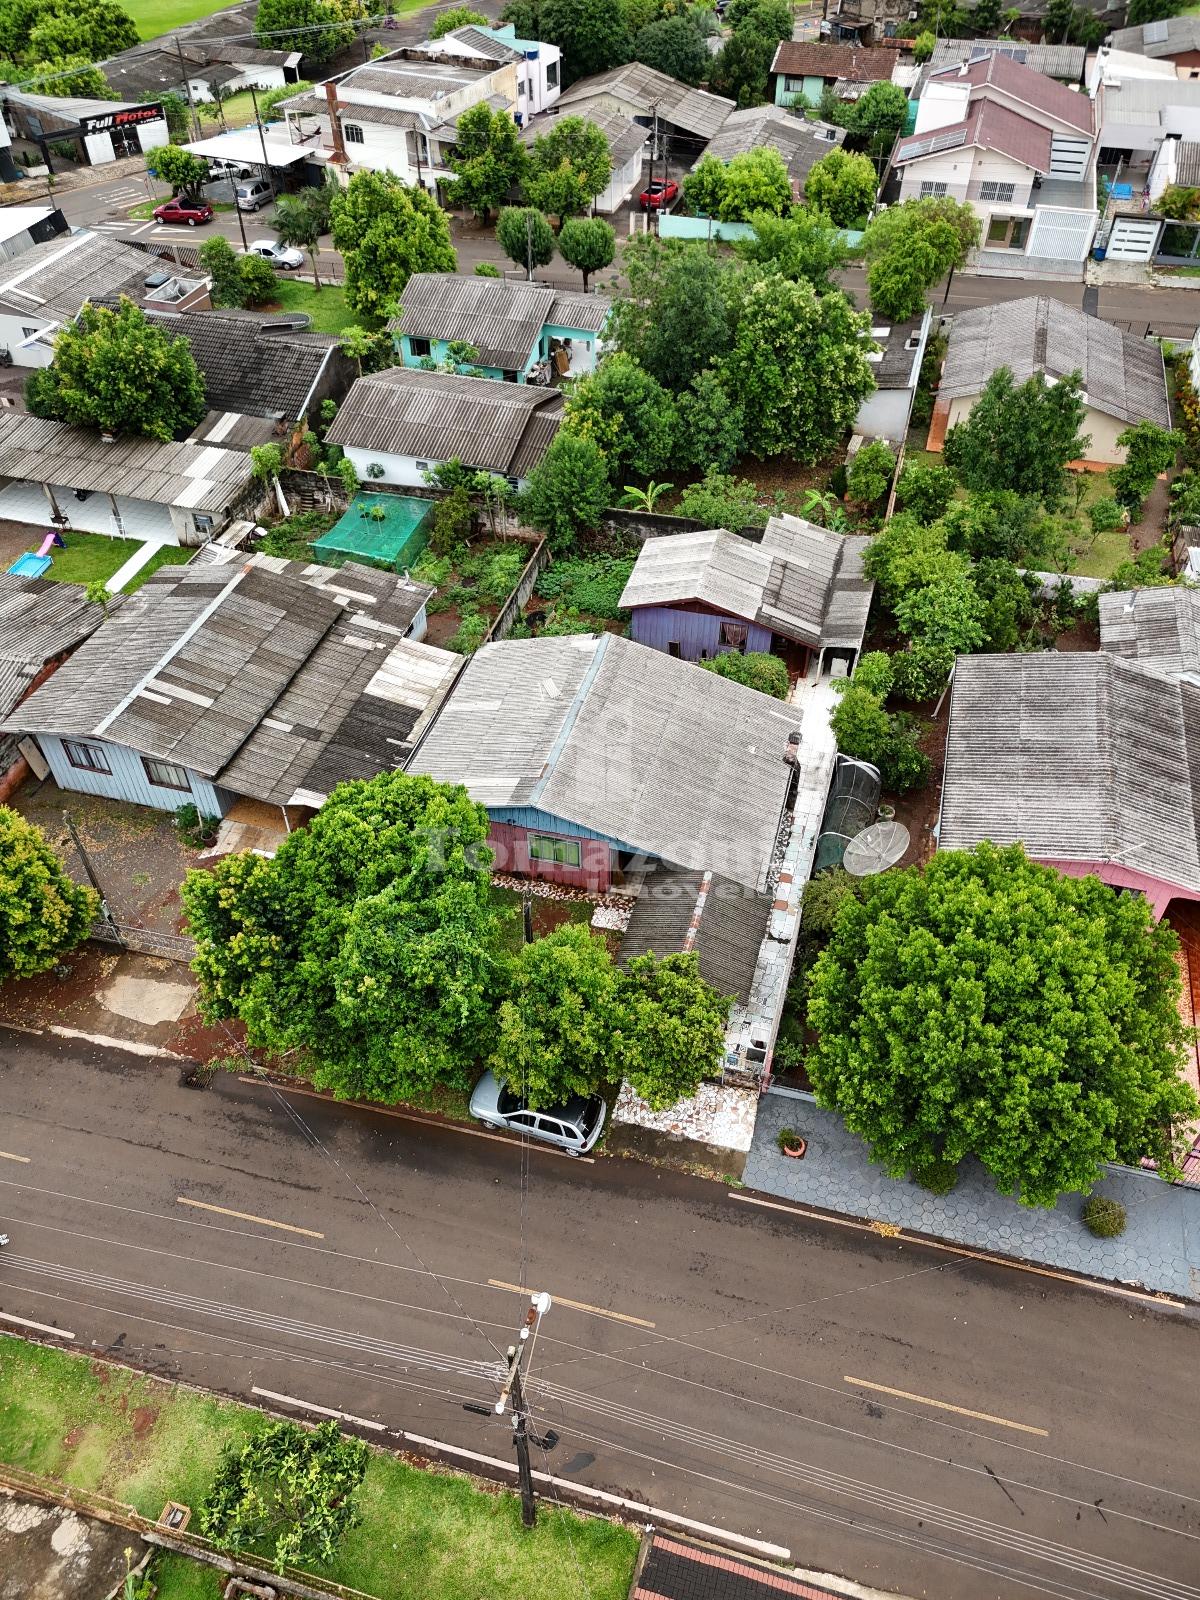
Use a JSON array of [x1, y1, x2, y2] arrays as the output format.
[[745, 1090, 1200, 1300]]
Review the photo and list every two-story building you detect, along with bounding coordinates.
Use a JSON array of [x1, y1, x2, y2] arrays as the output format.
[[389, 274, 610, 384], [416, 23, 561, 121], [891, 52, 1098, 277]]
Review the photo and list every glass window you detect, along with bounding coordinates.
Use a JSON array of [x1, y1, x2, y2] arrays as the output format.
[[719, 620, 749, 651], [64, 740, 110, 774], [528, 833, 582, 867], [979, 180, 1015, 203], [546, 60, 559, 89], [343, 122, 364, 144], [408, 337, 431, 357], [919, 181, 948, 199], [142, 757, 191, 791]]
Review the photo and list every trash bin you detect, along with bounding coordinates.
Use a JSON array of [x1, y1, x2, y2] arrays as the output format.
[[1093, 245, 1107, 261]]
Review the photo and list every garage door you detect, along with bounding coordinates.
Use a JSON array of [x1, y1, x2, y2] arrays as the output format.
[[1025, 207, 1097, 263], [1106, 217, 1161, 261], [0, 481, 176, 542]]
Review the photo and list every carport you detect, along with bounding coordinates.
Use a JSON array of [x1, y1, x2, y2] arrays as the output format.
[[0, 480, 175, 541], [180, 128, 311, 176]]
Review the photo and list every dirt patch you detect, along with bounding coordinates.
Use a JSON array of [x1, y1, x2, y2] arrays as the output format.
[[165, 1012, 248, 1064], [890, 703, 950, 872], [1128, 475, 1171, 555], [130, 1406, 158, 1440], [62, 1427, 84, 1451], [1053, 618, 1101, 652]]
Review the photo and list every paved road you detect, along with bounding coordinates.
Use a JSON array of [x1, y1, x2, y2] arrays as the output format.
[[1, 1032, 1198, 1600]]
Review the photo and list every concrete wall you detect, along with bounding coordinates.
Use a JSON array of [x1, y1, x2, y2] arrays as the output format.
[[0, 310, 52, 367], [37, 733, 226, 815], [658, 214, 757, 243], [343, 443, 530, 489], [596, 146, 644, 213]]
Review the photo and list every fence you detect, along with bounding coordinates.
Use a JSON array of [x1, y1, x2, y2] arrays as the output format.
[[599, 505, 766, 544], [90, 921, 196, 963], [483, 536, 550, 645]]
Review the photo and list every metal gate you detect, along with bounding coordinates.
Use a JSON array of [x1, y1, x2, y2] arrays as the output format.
[[1106, 215, 1161, 261]]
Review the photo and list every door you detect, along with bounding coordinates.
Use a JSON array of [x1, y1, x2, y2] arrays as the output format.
[[985, 215, 1030, 250]]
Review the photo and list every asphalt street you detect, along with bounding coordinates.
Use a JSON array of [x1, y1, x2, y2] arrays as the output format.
[[1, 1030, 1198, 1600]]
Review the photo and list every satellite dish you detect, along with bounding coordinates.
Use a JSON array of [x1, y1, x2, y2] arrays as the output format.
[[843, 820, 910, 877]]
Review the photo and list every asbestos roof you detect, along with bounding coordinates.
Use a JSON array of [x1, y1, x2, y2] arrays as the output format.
[[1175, 140, 1200, 186], [695, 105, 845, 184], [769, 41, 899, 83], [6, 561, 453, 807], [324, 367, 564, 477], [283, 93, 425, 130], [868, 312, 929, 390], [436, 25, 522, 62], [521, 103, 649, 168], [1109, 16, 1200, 57], [926, 39, 1086, 79], [0, 573, 115, 722], [409, 632, 804, 891], [939, 295, 1171, 429], [618, 863, 773, 1005], [928, 51, 1094, 133], [1099, 586, 1200, 678], [894, 98, 1053, 172], [388, 274, 610, 370], [557, 63, 734, 140], [0, 413, 254, 513], [619, 517, 874, 654], [939, 651, 1200, 894], [0, 231, 154, 321]]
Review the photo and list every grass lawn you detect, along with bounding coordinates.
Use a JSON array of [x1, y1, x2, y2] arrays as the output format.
[[268, 279, 358, 336], [122, 0, 228, 39], [37, 533, 140, 587], [0, 1336, 638, 1600]]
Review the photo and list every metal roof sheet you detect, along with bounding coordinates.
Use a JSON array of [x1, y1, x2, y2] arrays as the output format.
[[695, 105, 844, 183], [0, 231, 156, 321], [388, 274, 611, 370], [0, 573, 115, 721], [1109, 16, 1200, 57], [521, 103, 649, 167], [927, 39, 1086, 78], [557, 62, 734, 140], [618, 862, 773, 1004], [1099, 586, 1200, 677]]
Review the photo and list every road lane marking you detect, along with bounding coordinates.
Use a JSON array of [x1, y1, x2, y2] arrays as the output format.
[[50, 1026, 185, 1060], [0, 1310, 73, 1338], [844, 1377, 1048, 1437], [252, 1386, 385, 1431], [176, 1197, 324, 1238], [488, 1278, 655, 1329], [0, 1151, 30, 1164]]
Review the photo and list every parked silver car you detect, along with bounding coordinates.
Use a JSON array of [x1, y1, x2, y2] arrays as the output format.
[[236, 178, 273, 212], [469, 1071, 606, 1154], [243, 239, 304, 270]]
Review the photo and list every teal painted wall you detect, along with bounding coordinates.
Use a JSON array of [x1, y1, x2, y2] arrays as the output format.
[[775, 74, 821, 107]]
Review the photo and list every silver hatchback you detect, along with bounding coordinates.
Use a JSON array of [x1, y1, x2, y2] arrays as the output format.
[[469, 1070, 606, 1154]]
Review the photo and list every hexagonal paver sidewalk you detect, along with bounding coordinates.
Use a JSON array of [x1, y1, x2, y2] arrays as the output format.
[[744, 1091, 1200, 1299]]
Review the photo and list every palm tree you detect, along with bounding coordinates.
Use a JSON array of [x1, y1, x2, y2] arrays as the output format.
[[272, 192, 324, 290]]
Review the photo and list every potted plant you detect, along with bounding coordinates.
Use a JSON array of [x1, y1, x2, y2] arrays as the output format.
[[776, 1126, 807, 1159]]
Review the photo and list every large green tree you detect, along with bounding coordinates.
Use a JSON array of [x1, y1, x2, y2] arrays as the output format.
[[711, 0, 791, 106], [632, 12, 709, 83], [273, 189, 329, 287], [151, 144, 211, 196], [329, 172, 456, 317], [444, 101, 528, 224], [431, 4, 488, 34], [254, 0, 355, 61], [200, 1421, 369, 1572], [807, 843, 1199, 1206], [520, 430, 611, 550], [620, 951, 730, 1109], [721, 273, 875, 462], [944, 367, 1089, 506], [182, 773, 502, 1103], [25, 299, 205, 442], [805, 147, 877, 227], [539, 0, 630, 83], [557, 214, 615, 289], [0, 808, 97, 983], [27, 0, 137, 61], [524, 115, 612, 217], [564, 352, 676, 480], [609, 236, 734, 392], [496, 205, 555, 278], [736, 204, 849, 293], [702, 147, 793, 222]]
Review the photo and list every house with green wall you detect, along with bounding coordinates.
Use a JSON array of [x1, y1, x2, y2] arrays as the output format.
[[769, 39, 900, 109], [387, 273, 611, 385]]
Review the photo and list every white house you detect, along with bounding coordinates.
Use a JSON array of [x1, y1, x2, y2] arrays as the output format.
[[417, 24, 561, 121], [893, 52, 1097, 276]]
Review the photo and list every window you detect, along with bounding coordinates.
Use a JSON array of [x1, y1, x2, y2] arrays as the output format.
[[193, 513, 214, 534], [986, 215, 1030, 250], [343, 122, 364, 144], [142, 757, 191, 791], [719, 620, 749, 652], [21, 326, 40, 339], [783, 75, 804, 91], [979, 180, 1016, 203], [408, 337, 431, 358], [546, 60, 558, 89], [528, 833, 582, 867], [919, 181, 948, 199], [64, 740, 110, 774]]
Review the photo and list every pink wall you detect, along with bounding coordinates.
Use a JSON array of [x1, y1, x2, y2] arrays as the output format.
[[1034, 858, 1200, 922], [488, 821, 612, 894]]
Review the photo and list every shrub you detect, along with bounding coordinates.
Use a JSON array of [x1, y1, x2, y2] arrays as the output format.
[[1081, 1195, 1127, 1238], [1088, 495, 1125, 535], [700, 651, 789, 699], [475, 261, 502, 277], [850, 650, 894, 699], [776, 1126, 805, 1153], [801, 867, 861, 940], [536, 555, 636, 619], [174, 803, 220, 847], [847, 440, 895, 505], [448, 608, 490, 653], [896, 460, 956, 524], [677, 467, 772, 531], [890, 642, 956, 701], [430, 485, 474, 553], [912, 1158, 959, 1196]]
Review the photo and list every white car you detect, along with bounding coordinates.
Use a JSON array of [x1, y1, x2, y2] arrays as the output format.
[[243, 239, 304, 270]]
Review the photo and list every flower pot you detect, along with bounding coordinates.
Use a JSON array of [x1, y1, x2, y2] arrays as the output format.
[[781, 1137, 807, 1159]]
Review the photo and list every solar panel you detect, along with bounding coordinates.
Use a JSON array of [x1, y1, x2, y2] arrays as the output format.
[[896, 125, 968, 161]]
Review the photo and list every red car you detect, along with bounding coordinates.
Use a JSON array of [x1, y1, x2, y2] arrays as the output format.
[[639, 178, 679, 211], [153, 195, 214, 227]]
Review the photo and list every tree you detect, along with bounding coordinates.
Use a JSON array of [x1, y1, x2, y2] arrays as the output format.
[[846, 439, 895, 504], [0, 807, 97, 983], [863, 511, 968, 607], [721, 273, 875, 462], [339, 324, 391, 377], [609, 236, 734, 392], [431, 3, 488, 33], [944, 367, 1089, 506], [330, 172, 456, 317], [24, 0, 137, 62], [895, 572, 986, 655], [182, 773, 503, 1102], [1111, 420, 1181, 513], [620, 951, 730, 1108], [682, 155, 727, 220], [524, 115, 612, 217], [564, 353, 676, 480], [557, 214, 615, 290], [150, 144, 211, 196], [807, 843, 1200, 1207], [675, 367, 744, 471], [26, 299, 204, 442], [254, 0, 354, 61], [539, 0, 631, 83], [521, 430, 611, 549], [490, 922, 619, 1106], [804, 147, 877, 228], [496, 205, 555, 278], [677, 466, 769, 530], [238, 252, 278, 307], [971, 556, 1038, 652], [155, 91, 191, 143], [711, 0, 791, 106], [250, 442, 283, 484], [866, 242, 939, 321], [201, 235, 253, 308], [896, 459, 955, 523], [715, 148, 793, 221], [26, 56, 112, 98], [736, 205, 848, 293], [842, 80, 908, 157], [912, 28, 935, 61], [259, 78, 313, 121], [1126, 0, 1180, 25], [700, 651, 789, 698], [273, 190, 327, 286], [200, 1421, 369, 1572], [863, 196, 979, 269], [633, 12, 709, 83], [444, 101, 528, 224]]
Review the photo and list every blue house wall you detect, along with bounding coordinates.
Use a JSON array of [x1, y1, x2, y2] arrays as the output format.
[[630, 605, 773, 662], [37, 734, 227, 816], [398, 318, 606, 383]]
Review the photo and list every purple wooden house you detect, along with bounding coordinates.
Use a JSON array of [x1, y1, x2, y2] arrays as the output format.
[[619, 516, 875, 678]]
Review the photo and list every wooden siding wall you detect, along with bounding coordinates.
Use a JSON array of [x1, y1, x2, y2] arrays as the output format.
[[630, 604, 773, 660], [488, 820, 612, 893], [37, 734, 226, 817]]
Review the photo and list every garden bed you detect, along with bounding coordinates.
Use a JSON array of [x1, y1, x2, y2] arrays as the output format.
[[411, 538, 536, 651], [518, 551, 636, 639]]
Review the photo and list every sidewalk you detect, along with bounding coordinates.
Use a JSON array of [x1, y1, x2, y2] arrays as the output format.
[[635, 1533, 902, 1600], [744, 1090, 1200, 1300]]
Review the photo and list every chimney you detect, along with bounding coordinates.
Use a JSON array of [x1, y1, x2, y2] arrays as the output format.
[[325, 80, 348, 165]]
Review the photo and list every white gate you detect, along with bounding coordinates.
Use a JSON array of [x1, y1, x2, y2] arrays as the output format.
[[1105, 216, 1161, 261], [1025, 206, 1097, 262]]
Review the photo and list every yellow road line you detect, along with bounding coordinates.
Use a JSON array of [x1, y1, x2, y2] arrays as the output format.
[[177, 1197, 324, 1239], [0, 1150, 30, 1164], [844, 1376, 1048, 1436], [488, 1278, 656, 1329]]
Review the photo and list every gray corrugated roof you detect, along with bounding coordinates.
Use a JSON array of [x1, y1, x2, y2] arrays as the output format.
[[696, 105, 844, 183], [619, 518, 874, 653], [0, 573, 115, 721], [0, 231, 155, 321], [927, 39, 1086, 77], [618, 863, 772, 1004], [939, 296, 1170, 430], [409, 632, 804, 891], [437, 25, 522, 62], [389, 274, 610, 370], [0, 413, 254, 514], [1109, 16, 1200, 57], [282, 92, 425, 129], [1099, 586, 1200, 677], [868, 312, 929, 390], [1176, 141, 1200, 187], [940, 651, 1200, 893], [521, 104, 649, 168], [557, 62, 734, 140], [324, 367, 564, 477]]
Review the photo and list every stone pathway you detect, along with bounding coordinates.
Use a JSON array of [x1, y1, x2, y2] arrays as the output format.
[[744, 1090, 1200, 1300]]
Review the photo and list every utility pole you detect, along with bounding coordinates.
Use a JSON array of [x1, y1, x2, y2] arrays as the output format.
[[174, 39, 203, 142], [62, 813, 117, 936], [495, 1292, 551, 1529], [525, 207, 534, 280], [248, 82, 276, 199]]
